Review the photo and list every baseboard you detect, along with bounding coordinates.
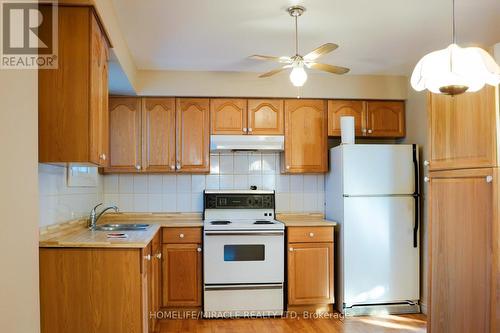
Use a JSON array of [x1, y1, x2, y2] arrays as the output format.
[[287, 304, 334, 314], [420, 302, 427, 314]]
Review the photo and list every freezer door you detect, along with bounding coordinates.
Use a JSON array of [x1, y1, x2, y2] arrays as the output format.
[[343, 196, 419, 307], [342, 144, 416, 195]]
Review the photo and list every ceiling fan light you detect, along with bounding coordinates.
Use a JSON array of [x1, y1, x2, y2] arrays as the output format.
[[411, 44, 500, 95], [290, 65, 308, 87]]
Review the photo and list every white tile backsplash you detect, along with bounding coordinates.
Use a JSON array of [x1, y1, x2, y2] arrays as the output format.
[[99, 153, 326, 215], [39, 164, 102, 227]]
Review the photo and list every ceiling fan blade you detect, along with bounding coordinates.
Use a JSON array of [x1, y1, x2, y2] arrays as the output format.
[[308, 62, 350, 75], [303, 43, 339, 61], [249, 55, 292, 63], [258, 66, 289, 78]]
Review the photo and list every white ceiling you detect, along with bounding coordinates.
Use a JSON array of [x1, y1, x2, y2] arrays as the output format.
[[111, 0, 500, 75]]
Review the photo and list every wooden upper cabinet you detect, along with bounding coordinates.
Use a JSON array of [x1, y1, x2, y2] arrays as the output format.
[[177, 98, 210, 173], [428, 168, 496, 333], [248, 99, 284, 135], [428, 86, 498, 171], [210, 99, 247, 134], [142, 98, 176, 173], [284, 100, 327, 173], [288, 242, 334, 305], [107, 97, 142, 173], [327, 100, 366, 136], [366, 101, 405, 137], [39, 6, 110, 166], [162, 243, 202, 307]]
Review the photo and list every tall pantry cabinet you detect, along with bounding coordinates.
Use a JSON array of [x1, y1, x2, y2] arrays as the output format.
[[426, 86, 499, 333]]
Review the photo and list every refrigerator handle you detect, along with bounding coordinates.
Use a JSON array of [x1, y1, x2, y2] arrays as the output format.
[[412, 144, 420, 248], [413, 194, 419, 248]]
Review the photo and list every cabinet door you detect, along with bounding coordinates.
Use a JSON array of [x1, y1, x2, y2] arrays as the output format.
[[366, 101, 405, 137], [327, 100, 366, 137], [176, 98, 210, 173], [89, 14, 106, 166], [107, 97, 142, 173], [288, 242, 334, 305], [162, 243, 202, 307], [142, 98, 176, 173], [248, 99, 284, 135], [428, 169, 496, 333], [428, 86, 498, 171], [284, 99, 327, 173], [210, 99, 247, 134], [150, 234, 161, 333]]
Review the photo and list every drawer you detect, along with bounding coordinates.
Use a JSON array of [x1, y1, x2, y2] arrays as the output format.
[[287, 226, 334, 243], [162, 227, 202, 244]]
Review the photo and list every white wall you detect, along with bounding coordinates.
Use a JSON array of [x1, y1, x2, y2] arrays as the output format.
[[403, 83, 428, 313], [38, 164, 103, 227], [103, 152, 325, 214], [0, 71, 40, 332], [136, 70, 408, 99]]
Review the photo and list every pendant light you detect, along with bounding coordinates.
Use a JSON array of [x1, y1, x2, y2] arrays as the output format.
[[410, 0, 500, 95]]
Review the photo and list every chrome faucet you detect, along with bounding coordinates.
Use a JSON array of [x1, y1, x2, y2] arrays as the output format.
[[88, 203, 119, 230]]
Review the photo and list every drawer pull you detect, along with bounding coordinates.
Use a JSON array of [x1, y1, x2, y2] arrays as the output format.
[[309, 232, 315, 237], [179, 233, 185, 238]]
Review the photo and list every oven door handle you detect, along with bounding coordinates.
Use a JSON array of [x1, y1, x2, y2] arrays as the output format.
[[204, 231, 284, 236], [205, 284, 283, 291]]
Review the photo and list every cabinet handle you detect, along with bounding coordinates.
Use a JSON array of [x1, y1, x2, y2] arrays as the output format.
[[424, 176, 430, 183], [243, 127, 247, 132], [135, 165, 141, 170], [368, 129, 373, 134], [144, 254, 151, 261], [155, 253, 162, 259], [309, 232, 315, 237], [170, 165, 175, 170], [179, 233, 185, 238], [486, 176, 493, 183], [100, 153, 106, 161], [289, 247, 293, 252], [286, 165, 290, 170], [248, 128, 253, 132], [197, 247, 202, 252], [362, 128, 367, 134], [423, 160, 430, 167]]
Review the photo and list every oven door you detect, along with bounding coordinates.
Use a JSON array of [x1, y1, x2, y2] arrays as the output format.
[[204, 230, 284, 284]]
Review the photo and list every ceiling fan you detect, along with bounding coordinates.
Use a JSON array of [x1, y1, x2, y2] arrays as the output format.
[[250, 5, 350, 87]]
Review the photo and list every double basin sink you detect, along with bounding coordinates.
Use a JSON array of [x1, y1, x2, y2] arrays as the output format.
[[94, 223, 150, 231]]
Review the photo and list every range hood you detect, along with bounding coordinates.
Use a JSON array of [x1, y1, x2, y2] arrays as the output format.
[[210, 135, 284, 152]]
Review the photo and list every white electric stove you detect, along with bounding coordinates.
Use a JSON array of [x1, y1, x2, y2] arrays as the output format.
[[202, 190, 284, 318]]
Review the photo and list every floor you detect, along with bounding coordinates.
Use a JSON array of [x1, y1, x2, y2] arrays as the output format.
[[159, 314, 426, 333]]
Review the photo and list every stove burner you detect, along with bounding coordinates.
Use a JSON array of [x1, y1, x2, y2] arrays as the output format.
[[254, 220, 274, 225], [210, 220, 231, 225]]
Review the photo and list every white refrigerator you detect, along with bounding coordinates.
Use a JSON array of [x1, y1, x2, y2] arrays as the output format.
[[325, 144, 420, 315]]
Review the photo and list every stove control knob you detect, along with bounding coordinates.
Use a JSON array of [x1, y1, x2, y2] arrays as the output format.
[[179, 233, 185, 238]]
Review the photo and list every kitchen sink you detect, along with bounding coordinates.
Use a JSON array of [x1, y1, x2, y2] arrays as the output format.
[[94, 223, 150, 231]]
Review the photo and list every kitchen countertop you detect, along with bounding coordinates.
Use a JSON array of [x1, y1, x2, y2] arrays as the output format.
[[39, 213, 336, 248], [39, 213, 203, 249], [276, 213, 337, 227]]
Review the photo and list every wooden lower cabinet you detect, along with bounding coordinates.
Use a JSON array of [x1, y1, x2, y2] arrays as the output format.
[[428, 168, 498, 333], [40, 246, 154, 333], [287, 226, 334, 309], [162, 243, 202, 307], [149, 233, 162, 333]]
